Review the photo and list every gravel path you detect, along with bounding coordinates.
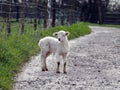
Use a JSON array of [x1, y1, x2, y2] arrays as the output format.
[[13, 26, 120, 90]]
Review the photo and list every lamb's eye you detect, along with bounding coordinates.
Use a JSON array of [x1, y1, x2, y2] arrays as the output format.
[[63, 35, 65, 37]]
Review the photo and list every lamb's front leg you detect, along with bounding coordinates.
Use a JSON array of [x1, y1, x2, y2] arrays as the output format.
[[64, 62, 67, 74], [56, 54, 60, 73], [63, 55, 67, 74], [56, 61, 60, 73]]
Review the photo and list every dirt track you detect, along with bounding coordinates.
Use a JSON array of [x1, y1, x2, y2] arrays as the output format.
[[13, 26, 120, 90]]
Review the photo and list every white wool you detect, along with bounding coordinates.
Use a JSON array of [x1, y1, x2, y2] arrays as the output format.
[[38, 30, 69, 73]]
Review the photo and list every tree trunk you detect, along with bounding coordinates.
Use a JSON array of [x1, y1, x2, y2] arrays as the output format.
[[68, 0, 74, 25], [97, 0, 103, 24], [61, 0, 64, 25], [61, 13, 64, 25], [43, 0, 48, 28], [51, 0, 56, 27]]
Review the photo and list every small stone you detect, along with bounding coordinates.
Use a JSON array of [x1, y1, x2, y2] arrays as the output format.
[[74, 64, 77, 66], [95, 77, 97, 79], [71, 83, 76, 86], [57, 81, 60, 84], [118, 80, 120, 82], [98, 70, 101, 72], [74, 69, 76, 71]]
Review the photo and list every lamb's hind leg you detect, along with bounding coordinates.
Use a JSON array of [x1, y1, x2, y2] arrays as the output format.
[[41, 52, 48, 71]]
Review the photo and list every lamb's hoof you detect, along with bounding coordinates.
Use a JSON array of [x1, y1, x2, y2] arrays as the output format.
[[64, 71, 67, 74], [42, 68, 45, 71], [42, 67, 48, 71], [56, 71, 60, 73], [45, 68, 48, 71]]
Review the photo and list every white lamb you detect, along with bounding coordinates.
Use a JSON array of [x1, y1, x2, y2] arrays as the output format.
[[38, 30, 69, 74]]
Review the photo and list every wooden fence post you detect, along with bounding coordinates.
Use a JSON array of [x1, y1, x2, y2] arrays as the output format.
[[6, 0, 11, 36], [34, 0, 38, 31], [21, 0, 25, 34]]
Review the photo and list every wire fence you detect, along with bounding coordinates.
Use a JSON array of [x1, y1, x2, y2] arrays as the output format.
[[0, 1, 83, 37], [0, 0, 120, 37]]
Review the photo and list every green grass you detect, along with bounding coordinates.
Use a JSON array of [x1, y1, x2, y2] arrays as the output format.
[[0, 22, 91, 90]]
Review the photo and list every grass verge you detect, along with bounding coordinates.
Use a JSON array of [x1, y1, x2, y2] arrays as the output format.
[[0, 22, 91, 90]]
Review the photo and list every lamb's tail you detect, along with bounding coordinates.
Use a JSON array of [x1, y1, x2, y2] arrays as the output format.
[[38, 39, 51, 51]]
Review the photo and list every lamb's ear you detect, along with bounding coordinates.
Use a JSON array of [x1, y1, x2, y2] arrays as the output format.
[[65, 32, 70, 36], [53, 32, 58, 36]]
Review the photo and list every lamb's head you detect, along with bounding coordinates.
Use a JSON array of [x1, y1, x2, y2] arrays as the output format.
[[53, 30, 69, 42]]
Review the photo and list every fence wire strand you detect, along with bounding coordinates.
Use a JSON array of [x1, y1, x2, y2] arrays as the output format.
[[0, 1, 82, 37]]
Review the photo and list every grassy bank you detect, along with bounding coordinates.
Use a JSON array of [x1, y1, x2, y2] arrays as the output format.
[[0, 22, 91, 90]]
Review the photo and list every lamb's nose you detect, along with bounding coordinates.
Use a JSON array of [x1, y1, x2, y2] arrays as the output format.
[[58, 38, 61, 41]]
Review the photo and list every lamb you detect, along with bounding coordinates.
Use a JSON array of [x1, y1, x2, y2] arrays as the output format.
[[38, 30, 69, 74]]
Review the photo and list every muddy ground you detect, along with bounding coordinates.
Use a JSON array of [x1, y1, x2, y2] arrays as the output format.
[[13, 26, 120, 90]]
